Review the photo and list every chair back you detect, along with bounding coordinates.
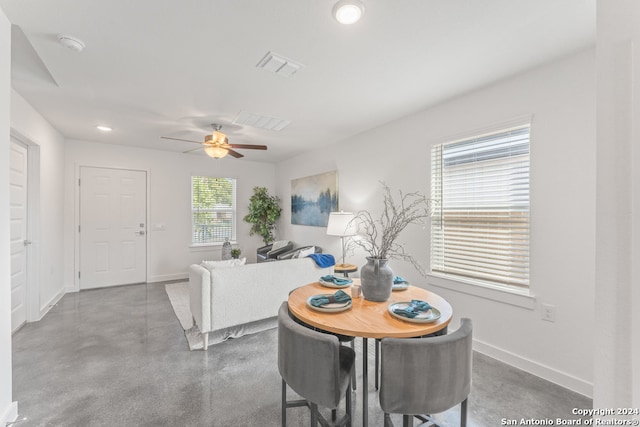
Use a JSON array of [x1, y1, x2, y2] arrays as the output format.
[[277, 302, 343, 409], [380, 318, 473, 415]]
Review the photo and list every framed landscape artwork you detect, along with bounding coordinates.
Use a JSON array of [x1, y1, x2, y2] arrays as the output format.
[[291, 171, 338, 227]]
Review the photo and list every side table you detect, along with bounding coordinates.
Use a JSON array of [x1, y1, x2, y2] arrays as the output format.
[[334, 263, 357, 277]]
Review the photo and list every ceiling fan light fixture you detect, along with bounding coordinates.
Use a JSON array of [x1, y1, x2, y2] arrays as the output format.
[[333, 0, 365, 25], [213, 130, 226, 144], [204, 131, 227, 145], [204, 145, 228, 159]]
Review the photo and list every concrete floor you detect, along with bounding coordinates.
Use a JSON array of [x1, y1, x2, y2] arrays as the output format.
[[11, 282, 592, 427]]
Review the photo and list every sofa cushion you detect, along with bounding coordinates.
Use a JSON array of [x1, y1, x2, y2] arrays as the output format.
[[296, 246, 315, 258], [271, 240, 290, 251], [202, 257, 246, 270]]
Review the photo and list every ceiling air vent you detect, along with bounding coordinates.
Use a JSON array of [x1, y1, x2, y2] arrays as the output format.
[[256, 51, 303, 78], [233, 111, 291, 131]]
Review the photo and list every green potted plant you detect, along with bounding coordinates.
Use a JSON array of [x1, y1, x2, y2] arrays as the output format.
[[243, 186, 282, 245], [231, 248, 242, 259]]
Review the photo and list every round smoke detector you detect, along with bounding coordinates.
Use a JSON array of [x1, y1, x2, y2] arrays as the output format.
[[57, 34, 85, 52]]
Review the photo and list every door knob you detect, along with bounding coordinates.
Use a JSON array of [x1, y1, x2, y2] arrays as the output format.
[[23, 240, 32, 246], [135, 231, 145, 236]]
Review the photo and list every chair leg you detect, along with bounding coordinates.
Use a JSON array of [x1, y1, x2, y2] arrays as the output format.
[[350, 340, 356, 390], [345, 383, 352, 427], [375, 339, 380, 390], [281, 379, 287, 427], [384, 413, 394, 427], [310, 402, 319, 427], [461, 398, 468, 427], [402, 414, 411, 427], [202, 332, 209, 350], [332, 409, 337, 422]]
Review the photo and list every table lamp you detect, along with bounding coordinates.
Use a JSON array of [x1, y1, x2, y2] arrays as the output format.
[[326, 211, 356, 267]]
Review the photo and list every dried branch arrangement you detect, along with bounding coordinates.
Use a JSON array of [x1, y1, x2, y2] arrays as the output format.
[[347, 182, 431, 276]]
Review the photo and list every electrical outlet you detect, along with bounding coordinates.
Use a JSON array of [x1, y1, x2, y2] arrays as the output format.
[[541, 303, 556, 322]]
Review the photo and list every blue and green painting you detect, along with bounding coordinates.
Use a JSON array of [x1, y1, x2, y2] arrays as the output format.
[[291, 170, 338, 227]]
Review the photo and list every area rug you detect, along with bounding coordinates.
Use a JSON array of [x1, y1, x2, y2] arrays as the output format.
[[165, 282, 205, 350]]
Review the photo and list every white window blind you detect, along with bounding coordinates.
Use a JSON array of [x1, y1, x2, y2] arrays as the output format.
[[430, 125, 530, 288], [191, 176, 236, 245]]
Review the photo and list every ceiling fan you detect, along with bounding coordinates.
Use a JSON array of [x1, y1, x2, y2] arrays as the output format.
[[161, 124, 267, 159]]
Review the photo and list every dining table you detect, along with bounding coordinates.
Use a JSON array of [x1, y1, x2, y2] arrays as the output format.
[[287, 280, 453, 427]]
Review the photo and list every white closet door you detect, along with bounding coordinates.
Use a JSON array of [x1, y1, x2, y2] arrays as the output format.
[[10, 141, 28, 332]]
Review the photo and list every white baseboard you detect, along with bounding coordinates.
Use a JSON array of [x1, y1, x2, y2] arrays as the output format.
[[38, 288, 66, 321], [147, 273, 188, 283], [0, 401, 18, 426], [474, 339, 593, 398]]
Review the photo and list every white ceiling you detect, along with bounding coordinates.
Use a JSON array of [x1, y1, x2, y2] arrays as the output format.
[[1, 0, 595, 163]]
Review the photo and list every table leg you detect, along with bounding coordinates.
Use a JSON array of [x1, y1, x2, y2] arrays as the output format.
[[362, 337, 368, 427]]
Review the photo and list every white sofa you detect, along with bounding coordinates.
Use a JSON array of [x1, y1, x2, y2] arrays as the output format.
[[189, 257, 333, 350]]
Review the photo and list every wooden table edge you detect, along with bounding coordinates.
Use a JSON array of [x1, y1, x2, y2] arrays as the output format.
[[287, 282, 453, 339]]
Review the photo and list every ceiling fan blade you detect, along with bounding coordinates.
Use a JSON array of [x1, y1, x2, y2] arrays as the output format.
[[227, 143, 268, 150], [226, 149, 244, 158], [182, 146, 204, 154], [160, 136, 204, 144]]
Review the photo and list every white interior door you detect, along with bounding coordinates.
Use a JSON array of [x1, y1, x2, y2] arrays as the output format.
[[80, 167, 147, 289], [10, 141, 28, 333]]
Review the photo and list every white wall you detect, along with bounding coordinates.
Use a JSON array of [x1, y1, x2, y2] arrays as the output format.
[[10, 90, 66, 317], [595, 0, 640, 408], [0, 6, 18, 426], [276, 49, 596, 397], [64, 140, 276, 287]]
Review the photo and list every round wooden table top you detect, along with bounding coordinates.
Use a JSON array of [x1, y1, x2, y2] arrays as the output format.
[[333, 263, 358, 274], [287, 280, 453, 339]]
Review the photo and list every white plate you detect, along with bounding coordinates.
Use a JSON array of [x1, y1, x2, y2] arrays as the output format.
[[388, 301, 441, 323], [306, 294, 353, 313], [319, 277, 353, 288]]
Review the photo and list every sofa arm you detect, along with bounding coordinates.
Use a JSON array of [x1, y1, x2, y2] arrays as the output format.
[[257, 241, 294, 262], [266, 242, 293, 258], [188, 264, 212, 333], [257, 244, 274, 262]]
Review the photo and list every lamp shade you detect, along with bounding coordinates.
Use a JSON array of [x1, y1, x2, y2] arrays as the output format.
[[326, 212, 356, 237]]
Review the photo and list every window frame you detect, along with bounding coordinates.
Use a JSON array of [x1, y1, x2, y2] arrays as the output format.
[[428, 118, 535, 307], [190, 176, 237, 247]]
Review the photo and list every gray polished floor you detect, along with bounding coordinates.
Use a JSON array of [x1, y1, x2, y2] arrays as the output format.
[[12, 282, 592, 426]]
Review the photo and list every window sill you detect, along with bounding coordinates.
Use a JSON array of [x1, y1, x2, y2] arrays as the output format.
[[189, 242, 236, 251], [426, 273, 536, 310]]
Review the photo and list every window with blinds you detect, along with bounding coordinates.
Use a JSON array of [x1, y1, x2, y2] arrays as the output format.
[[191, 176, 236, 245], [430, 125, 530, 288]]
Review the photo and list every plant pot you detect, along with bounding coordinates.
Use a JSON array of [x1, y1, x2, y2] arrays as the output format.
[[360, 257, 393, 302]]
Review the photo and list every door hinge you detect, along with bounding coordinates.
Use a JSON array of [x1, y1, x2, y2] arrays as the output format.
[[78, 225, 81, 232], [78, 178, 81, 186], [78, 271, 81, 279]]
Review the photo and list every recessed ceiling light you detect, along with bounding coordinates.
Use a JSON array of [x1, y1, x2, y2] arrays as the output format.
[[96, 125, 112, 132], [332, 0, 365, 25]]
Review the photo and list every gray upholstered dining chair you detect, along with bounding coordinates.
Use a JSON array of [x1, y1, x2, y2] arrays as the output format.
[[277, 302, 355, 427], [379, 318, 473, 427]]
